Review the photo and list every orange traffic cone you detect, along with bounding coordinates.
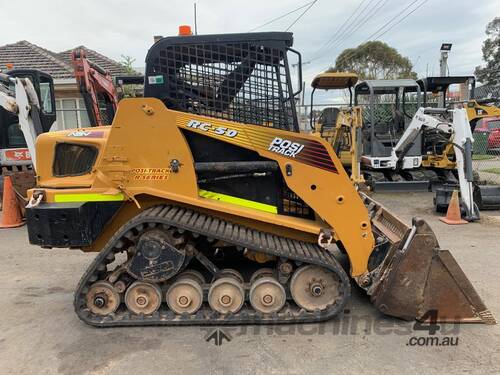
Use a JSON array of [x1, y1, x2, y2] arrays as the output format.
[[439, 190, 467, 225], [0, 175, 25, 228]]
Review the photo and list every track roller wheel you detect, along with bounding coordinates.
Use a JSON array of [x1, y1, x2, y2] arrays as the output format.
[[250, 268, 274, 284], [176, 270, 205, 285], [85, 281, 120, 316], [166, 277, 203, 315], [216, 268, 244, 284], [124, 281, 162, 315], [290, 265, 341, 312], [208, 277, 244, 314], [249, 276, 286, 314]]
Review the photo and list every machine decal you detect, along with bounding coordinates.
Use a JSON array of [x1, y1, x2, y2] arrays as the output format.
[[199, 189, 278, 214], [179, 115, 337, 173], [4, 148, 31, 161], [187, 119, 239, 138], [148, 75, 164, 84], [131, 168, 171, 181], [268, 137, 305, 158], [67, 130, 105, 138], [54, 193, 125, 203]]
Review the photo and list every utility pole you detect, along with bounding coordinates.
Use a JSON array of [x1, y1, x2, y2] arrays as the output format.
[[194, 2, 198, 35], [439, 43, 452, 106]]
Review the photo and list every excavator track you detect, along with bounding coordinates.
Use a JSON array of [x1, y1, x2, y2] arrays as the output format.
[[74, 205, 351, 327]]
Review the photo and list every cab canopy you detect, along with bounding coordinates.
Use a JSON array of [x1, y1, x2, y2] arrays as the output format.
[[311, 72, 358, 90]]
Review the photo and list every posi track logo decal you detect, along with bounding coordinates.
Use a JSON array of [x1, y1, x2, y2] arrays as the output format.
[[268, 137, 305, 158], [265, 136, 338, 173]]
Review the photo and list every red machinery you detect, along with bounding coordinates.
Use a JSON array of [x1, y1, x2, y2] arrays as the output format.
[[71, 49, 119, 126]]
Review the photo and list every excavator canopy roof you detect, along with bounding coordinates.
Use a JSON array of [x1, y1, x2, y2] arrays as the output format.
[[417, 76, 475, 93], [311, 72, 358, 90]]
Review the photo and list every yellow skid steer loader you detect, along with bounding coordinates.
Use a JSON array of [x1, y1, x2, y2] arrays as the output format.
[[25, 32, 494, 326]]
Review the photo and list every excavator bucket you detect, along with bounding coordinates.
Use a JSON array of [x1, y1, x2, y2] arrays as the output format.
[[362, 194, 495, 324]]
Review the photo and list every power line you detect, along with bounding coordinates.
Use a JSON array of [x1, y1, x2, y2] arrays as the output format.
[[327, 0, 428, 71], [312, 0, 375, 60], [248, 1, 316, 32], [309, 0, 368, 59], [285, 0, 319, 31], [320, 0, 389, 60], [367, 0, 427, 41]]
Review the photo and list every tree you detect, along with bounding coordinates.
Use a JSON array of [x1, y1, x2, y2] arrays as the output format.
[[475, 17, 500, 85], [119, 55, 138, 98], [120, 55, 136, 74], [328, 41, 417, 80]]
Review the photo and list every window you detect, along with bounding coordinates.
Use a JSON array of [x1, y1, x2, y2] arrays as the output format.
[[54, 98, 91, 130], [53, 143, 97, 176], [39, 81, 54, 114], [62, 99, 78, 128], [7, 122, 27, 148]]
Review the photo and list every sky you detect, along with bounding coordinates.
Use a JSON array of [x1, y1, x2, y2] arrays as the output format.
[[1, 0, 499, 102]]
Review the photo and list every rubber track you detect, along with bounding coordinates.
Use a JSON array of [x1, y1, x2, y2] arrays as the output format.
[[74, 205, 351, 327]]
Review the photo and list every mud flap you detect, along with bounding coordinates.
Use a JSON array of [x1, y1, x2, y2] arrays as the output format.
[[368, 217, 495, 324]]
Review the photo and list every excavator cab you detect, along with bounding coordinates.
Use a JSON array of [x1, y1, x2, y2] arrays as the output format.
[[25, 31, 494, 327], [4, 69, 56, 134], [1, 69, 56, 148], [354, 79, 429, 190], [0, 69, 55, 208], [309, 72, 364, 185]]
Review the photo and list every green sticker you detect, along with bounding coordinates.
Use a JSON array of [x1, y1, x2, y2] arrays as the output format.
[[148, 75, 164, 84]]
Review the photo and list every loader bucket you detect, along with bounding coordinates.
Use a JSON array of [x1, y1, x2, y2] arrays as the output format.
[[473, 185, 500, 210], [362, 194, 495, 324]]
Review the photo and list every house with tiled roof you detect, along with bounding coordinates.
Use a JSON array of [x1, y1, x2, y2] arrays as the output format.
[[0, 40, 133, 130]]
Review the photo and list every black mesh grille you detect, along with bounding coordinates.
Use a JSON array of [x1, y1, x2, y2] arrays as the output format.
[[145, 33, 299, 131], [280, 187, 314, 219]]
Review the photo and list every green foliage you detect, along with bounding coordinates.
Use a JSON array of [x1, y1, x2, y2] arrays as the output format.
[[120, 55, 136, 75], [475, 17, 500, 85], [119, 55, 138, 98], [328, 41, 417, 80]]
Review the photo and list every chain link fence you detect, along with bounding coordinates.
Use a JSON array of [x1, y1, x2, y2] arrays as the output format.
[[471, 84, 500, 185]]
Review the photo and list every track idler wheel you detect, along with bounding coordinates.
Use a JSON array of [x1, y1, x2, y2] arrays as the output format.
[[124, 281, 162, 315], [166, 272, 204, 315], [86, 281, 120, 316], [249, 276, 286, 314], [290, 265, 341, 312], [208, 271, 244, 314]]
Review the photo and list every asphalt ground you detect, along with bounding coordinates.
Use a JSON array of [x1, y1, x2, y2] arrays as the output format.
[[0, 192, 499, 375]]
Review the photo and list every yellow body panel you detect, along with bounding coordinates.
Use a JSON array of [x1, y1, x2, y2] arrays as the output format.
[[33, 98, 375, 277], [466, 100, 500, 124]]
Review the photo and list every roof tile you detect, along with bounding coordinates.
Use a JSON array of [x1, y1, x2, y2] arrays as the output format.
[[0, 41, 134, 79]]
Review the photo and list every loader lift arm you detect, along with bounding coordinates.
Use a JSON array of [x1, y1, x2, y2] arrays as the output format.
[[71, 49, 119, 126]]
